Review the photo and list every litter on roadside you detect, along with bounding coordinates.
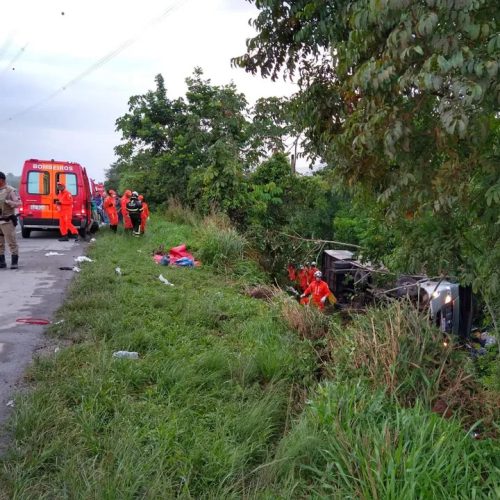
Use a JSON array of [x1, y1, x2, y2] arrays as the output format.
[[115, 267, 122, 275], [16, 318, 51, 325], [153, 243, 199, 267], [6, 400, 15, 408], [54, 347, 60, 353], [159, 274, 174, 286], [113, 351, 139, 359], [74, 256, 93, 263], [72, 266, 81, 273], [53, 320, 65, 325], [45, 252, 64, 256]]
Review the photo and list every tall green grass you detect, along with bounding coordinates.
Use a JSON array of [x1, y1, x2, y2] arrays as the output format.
[[257, 381, 500, 499], [0, 217, 314, 498], [1, 217, 499, 498]]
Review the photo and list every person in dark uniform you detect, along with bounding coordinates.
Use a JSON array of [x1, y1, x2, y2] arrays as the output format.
[[126, 191, 143, 237]]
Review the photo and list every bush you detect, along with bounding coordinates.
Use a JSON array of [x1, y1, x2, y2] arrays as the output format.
[[326, 301, 500, 426], [196, 215, 248, 271], [261, 381, 500, 499], [164, 197, 199, 226]]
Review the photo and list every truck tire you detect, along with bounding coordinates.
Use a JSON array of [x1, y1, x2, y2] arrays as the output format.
[[21, 227, 31, 238]]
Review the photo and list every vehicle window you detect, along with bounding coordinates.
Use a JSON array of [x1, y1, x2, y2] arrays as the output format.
[[56, 173, 78, 195], [27, 171, 50, 195]]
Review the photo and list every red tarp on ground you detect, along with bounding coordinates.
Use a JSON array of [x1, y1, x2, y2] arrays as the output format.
[[169, 244, 194, 262]]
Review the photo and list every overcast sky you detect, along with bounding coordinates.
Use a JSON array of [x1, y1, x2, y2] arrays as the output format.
[[0, 0, 297, 181]]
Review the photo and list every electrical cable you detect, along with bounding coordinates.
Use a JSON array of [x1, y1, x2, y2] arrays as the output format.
[[2, 0, 186, 123], [1, 42, 29, 74]]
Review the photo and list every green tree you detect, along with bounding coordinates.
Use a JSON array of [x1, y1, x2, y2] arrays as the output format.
[[112, 69, 252, 211], [236, 0, 500, 316]]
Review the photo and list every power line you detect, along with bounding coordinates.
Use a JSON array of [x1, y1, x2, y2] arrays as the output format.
[[2, 0, 186, 123], [1, 43, 29, 74]]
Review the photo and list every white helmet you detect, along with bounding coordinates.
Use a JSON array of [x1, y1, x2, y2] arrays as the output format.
[[314, 270, 322, 278]]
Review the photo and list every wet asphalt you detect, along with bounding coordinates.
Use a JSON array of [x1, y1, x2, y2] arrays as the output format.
[[0, 229, 88, 440]]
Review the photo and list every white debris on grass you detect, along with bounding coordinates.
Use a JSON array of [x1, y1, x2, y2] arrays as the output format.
[[113, 351, 139, 359], [6, 400, 15, 408], [159, 274, 174, 286], [115, 267, 122, 275], [74, 256, 93, 263], [72, 266, 81, 273]]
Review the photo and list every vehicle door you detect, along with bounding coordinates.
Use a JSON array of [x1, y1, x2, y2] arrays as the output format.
[[25, 167, 53, 222]]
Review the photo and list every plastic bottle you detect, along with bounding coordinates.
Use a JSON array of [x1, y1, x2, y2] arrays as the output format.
[[112, 351, 139, 359]]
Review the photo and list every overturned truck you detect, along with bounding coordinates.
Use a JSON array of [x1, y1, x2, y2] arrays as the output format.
[[322, 250, 474, 341]]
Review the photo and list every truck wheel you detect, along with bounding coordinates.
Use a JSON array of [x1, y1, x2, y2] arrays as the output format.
[[21, 227, 31, 238]]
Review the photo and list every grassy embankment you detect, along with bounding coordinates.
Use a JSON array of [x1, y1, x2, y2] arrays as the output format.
[[1, 211, 499, 498]]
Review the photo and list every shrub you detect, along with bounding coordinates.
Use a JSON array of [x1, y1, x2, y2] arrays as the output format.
[[164, 197, 198, 226], [196, 215, 247, 271], [262, 381, 500, 499]]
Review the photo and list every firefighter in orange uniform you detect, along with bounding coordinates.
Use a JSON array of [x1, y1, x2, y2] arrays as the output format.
[[300, 270, 335, 311], [104, 189, 118, 233], [56, 182, 79, 241], [308, 261, 319, 283], [297, 264, 309, 292], [138, 195, 149, 234], [121, 190, 133, 232]]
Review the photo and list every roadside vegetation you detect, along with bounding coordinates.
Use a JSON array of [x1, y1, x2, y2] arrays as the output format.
[[1, 214, 498, 498]]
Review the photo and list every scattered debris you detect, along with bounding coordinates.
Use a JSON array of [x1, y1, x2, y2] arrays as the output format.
[[53, 320, 65, 325], [74, 256, 93, 263], [115, 267, 122, 275], [159, 274, 174, 286], [112, 351, 139, 359], [72, 266, 81, 273], [90, 238, 96, 242], [16, 318, 51, 325], [54, 347, 60, 353], [45, 252, 64, 256], [6, 400, 15, 408]]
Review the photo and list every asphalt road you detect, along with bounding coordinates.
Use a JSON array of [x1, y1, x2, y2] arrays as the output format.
[[0, 228, 88, 436]]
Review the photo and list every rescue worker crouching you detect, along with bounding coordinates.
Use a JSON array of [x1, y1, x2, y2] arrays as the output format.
[[0, 171, 21, 269], [300, 270, 336, 311], [126, 191, 143, 237]]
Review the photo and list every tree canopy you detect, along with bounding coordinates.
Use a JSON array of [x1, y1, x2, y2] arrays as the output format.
[[235, 0, 500, 307]]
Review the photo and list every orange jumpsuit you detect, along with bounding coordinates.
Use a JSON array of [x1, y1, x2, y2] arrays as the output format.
[[302, 279, 332, 310], [104, 194, 118, 225], [308, 266, 319, 283], [139, 200, 149, 234], [298, 268, 309, 292], [287, 264, 296, 282], [57, 189, 78, 236], [121, 192, 133, 229]]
